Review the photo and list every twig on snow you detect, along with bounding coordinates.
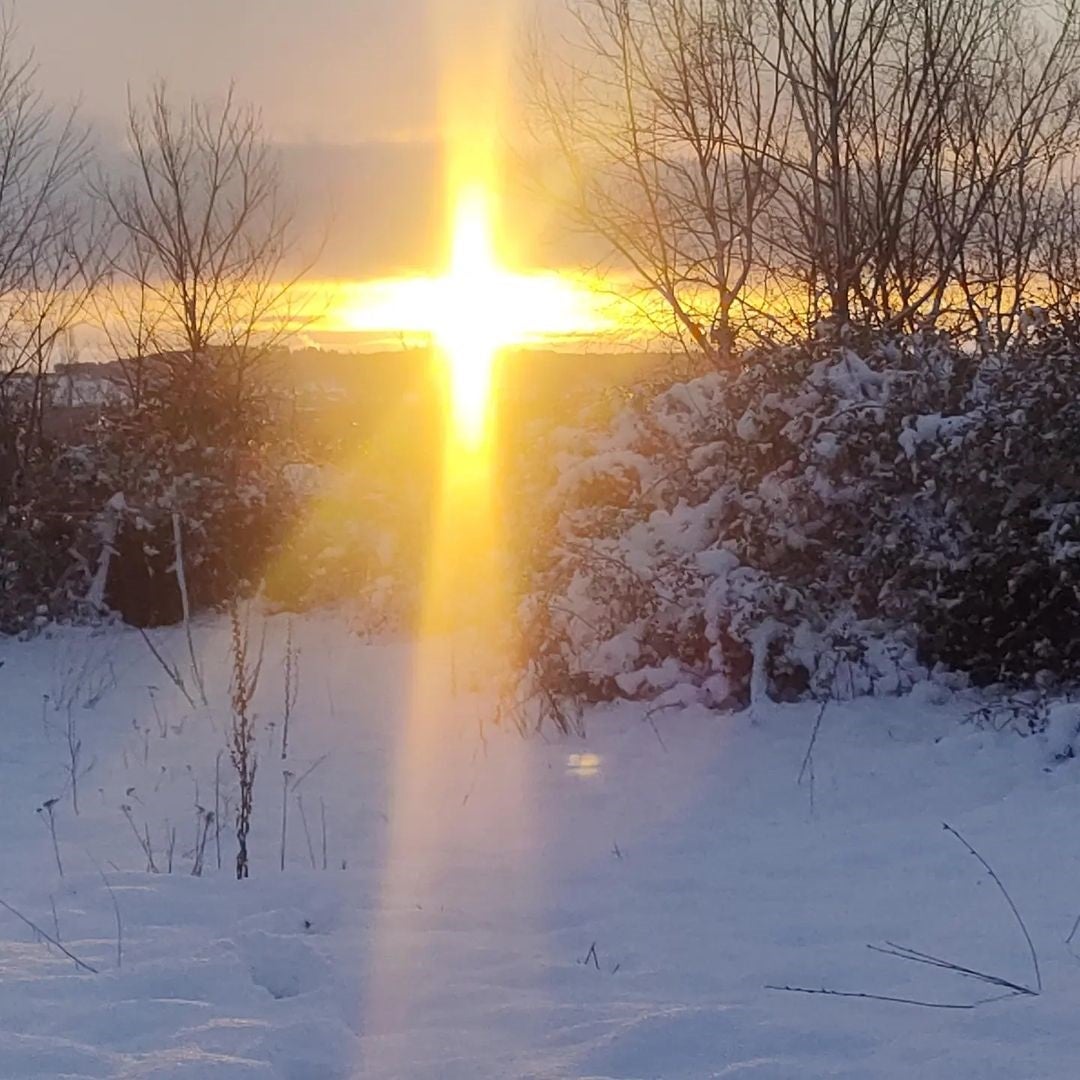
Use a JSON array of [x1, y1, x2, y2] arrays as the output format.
[[581, 941, 600, 970], [89, 858, 123, 969], [765, 984, 975, 1009], [769, 822, 1041, 1010], [0, 898, 97, 973], [296, 794, 317, 870], [941, 821, 1041, 994], [1066, 913, 1080, 947], [280, 770, 293, 871], [797, 700, 828, 813], [137, 628, 197, 710], [121, 804, 158, 873], [289, 753, 330, 793], [281, 619, 299, 760], [214, 751, 222, 872], [867, 941, 1036, 997], [641, 703, 670, 752], [172, 512, 207, 706], [320, 798, 328, 871], [37, 798, 64, 878]]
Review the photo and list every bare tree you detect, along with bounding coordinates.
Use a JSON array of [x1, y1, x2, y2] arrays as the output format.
[[88, 232, 161, 409], [949, 4, 1080, 349], [527, 0, 789, 365], [747, 0, 1080, 330], [1040, 165, 1080, 320], [97, 83, 302, 440], [0, 17, 93, 501], [529, 0, 1080, 353]]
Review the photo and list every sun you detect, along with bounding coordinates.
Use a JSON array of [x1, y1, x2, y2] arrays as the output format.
[[431, 186, 602, 447], [430, 187, 513, 447], [327, 188, 604, 450]]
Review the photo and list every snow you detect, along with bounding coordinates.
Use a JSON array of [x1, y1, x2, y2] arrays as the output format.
[[86, 495, 126, 613], [897, 414, 972, 459], [2, 614, 1080, 1078]]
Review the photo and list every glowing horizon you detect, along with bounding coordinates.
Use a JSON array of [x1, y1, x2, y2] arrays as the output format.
[[313, 218, 614, 420]]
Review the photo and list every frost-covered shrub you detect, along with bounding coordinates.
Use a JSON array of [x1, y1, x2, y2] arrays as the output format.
[[0, 438, 101, 633], [2, 396, 418, 634], [900, 324, 1080, 684], [88, 405, 298, 627], [513, 323, 1080, 727]]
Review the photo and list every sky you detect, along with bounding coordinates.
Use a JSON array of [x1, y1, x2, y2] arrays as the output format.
[[19, 0, 441, 144], [16, 0, 575, 279]]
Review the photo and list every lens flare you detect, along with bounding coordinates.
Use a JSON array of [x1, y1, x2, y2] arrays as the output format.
[[433, 187, 502, 445], [356, 3, 573, 1069], [427, 185, 603, 448]]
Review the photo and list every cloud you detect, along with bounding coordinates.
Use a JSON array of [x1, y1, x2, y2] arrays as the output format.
[[278, 139, 444, 278]]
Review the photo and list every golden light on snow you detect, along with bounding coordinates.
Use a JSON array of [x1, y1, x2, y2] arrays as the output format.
[[566, 752, 602, 778]]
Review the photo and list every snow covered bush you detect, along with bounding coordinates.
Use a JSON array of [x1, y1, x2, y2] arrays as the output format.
[[86, 404, 298, 627], [1, 400, 302, 633], [0, 437, 101, 633], [904, 320, 1080, 683], [1, 397, 419, 635], [512, 322, 1080, 728]]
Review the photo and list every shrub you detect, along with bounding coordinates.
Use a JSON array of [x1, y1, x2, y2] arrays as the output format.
[[89, 404, 298, 627], [0, 436, 100, 633], [512, 322, 1080, 728]]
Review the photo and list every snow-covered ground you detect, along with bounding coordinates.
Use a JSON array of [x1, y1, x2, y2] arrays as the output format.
[[1, 613, 1079, 1078]]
